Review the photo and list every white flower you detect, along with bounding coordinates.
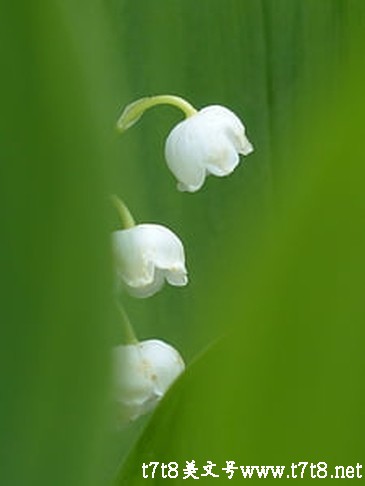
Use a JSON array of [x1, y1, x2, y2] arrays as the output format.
[[113, 339, 185, 424], [165, 105, 254, 192], [112, 224, 188, 298]]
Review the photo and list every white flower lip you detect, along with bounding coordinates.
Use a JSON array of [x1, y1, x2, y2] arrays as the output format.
[[113, 339, 185, 424], [112, 223, 188, 298], [165, 105, 254, 192]]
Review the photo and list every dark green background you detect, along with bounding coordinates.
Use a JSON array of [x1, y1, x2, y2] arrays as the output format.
[[1, 1, 364, 485]]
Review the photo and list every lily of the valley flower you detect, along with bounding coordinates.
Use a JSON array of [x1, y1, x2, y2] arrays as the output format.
[[165, 105, 254, 192], [117, 96, 253, 193], [113, 339, 185, 424], [113, 224, 188, 298]]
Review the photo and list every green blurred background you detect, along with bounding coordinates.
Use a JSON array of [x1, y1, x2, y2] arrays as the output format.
[[1, 1, 364, 485]]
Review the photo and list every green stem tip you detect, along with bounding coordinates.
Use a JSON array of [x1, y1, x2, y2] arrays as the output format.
[[111, 194, 136, 229], [117, 302, 138, 345], [116, 94, 198, 133]]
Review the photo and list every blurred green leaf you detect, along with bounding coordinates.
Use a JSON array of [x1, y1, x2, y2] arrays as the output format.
[[0, 1, 124, 485]]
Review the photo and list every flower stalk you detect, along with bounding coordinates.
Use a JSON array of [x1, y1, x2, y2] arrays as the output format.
[[117, 95, 197, 133], [111, 194, 136, 229], [117, 302, 138, 345]]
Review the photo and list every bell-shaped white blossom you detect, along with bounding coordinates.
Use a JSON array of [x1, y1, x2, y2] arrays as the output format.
[[113, 339, 185, 424], [112, 224, 188, 298], [165, 105, 254, 192]]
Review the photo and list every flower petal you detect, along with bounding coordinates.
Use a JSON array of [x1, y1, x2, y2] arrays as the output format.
[[165, 267, 188, 286], [165, 122, 207, 192], [113, 339, 185, 425], [113, 345, 156, 422], [112, 224, 188, 298], [164, 104, 253, 192], [112, 229, 155, 287], [204, 136, 240, 177], [139, 339, 185, 396]]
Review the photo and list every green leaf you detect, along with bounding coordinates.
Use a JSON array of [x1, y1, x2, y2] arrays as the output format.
[[0, 1, 124, 485]]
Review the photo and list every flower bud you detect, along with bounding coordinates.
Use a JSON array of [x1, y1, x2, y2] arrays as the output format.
[[112, 224, 188, 298], [165, 105, 253, 192], [113, 339, 185, 424]]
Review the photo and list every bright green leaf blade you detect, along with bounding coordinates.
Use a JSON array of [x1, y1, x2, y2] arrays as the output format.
[[0, 2, 125, 485]]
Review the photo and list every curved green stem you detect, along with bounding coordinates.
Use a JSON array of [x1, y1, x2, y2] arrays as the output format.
[[111, 194, 136, 229], [117, 302, 138, 345], [116, 95, 198, 133]]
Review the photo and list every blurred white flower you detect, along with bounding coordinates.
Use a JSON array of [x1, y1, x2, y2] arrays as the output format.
[[165, 105, 254, 192], [112, 224, 188, 298], [113, 339, 185, 424]]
